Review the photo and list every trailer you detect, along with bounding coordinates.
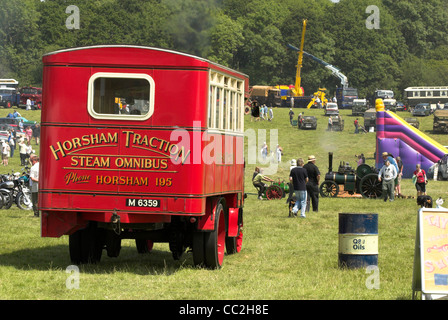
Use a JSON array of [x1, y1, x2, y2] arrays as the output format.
[[40, 46, 247, 269]]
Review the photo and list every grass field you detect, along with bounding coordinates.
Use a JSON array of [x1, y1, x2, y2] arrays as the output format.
[[0, 106, 447, 301]]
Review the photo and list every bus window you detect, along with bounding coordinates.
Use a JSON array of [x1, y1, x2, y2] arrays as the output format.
[[88, 73, 154, 120], [215, 87, 221, 129]]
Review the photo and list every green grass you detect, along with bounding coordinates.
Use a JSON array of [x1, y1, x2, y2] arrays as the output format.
[[0, 106, 447, 300]]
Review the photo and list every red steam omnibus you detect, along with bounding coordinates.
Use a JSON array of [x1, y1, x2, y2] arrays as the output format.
[[40, 46, 247, 269]]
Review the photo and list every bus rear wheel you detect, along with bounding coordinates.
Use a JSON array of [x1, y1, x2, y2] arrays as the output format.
[[204, 203, 226, 269], [69, 222, 105, 264], [193, 201, 226, 269]]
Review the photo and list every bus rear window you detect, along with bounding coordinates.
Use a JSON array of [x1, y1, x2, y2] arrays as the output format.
[[88, 73, 154, 120]]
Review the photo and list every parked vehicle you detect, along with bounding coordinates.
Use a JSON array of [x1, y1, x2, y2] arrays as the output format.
[[330, 115, 344, 131], [40, 45, 246, 268], [383, 98, 397, 112], [351, 99, 368, 116], [433, 110, 448, 133], [298, 116, 317, 130], [396, 102, 407, 111], [363, 108, 377, 132], [405, 117, 420, 129], [325, 102, 339, 116], [0, 167, 32, 210], [412, 103, 431, 116]]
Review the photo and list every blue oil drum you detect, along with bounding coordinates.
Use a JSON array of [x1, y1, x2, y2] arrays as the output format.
[[338, 213, 378, 268]]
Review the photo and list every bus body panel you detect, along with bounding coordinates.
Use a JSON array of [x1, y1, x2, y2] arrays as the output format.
[[40, 46, 247, 240]]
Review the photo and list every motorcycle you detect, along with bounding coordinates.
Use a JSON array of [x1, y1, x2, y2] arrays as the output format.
[[0, 167, 32, 210], [15, 168, 32, 210], [0, 171, 15, 209]]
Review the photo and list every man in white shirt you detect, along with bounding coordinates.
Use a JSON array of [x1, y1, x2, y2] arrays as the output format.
[[30, 155, 39, 217], [378, 160, 397, 202]]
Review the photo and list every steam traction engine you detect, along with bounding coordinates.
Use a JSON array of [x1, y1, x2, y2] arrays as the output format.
[[319, 152, 382, 198]]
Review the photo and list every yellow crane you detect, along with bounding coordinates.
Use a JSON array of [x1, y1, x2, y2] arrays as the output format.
[[306, 88, 328, 109], [291, 19, 307, 97]]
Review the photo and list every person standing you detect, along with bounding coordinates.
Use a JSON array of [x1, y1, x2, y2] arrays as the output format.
[[7, 129, 15, 158], [413, 164, 428, 197], [304, 155, 320, 212], [381, 152, 399, 173], [395, 156, 403, 197], [260, 142, 268, 161], [33, 124, 40, 145], [1, 140, 10, 166], [378, 160, 397, 202], [287, 159, 297, 204], [276, 145, 283, 163], [354, 118, 359, 134], [30, 155, 40, 217], [289, 108, 295, 125], [18, 138, 27, 166], [289, 158, 308, 218], [328, 116, 333, 131]]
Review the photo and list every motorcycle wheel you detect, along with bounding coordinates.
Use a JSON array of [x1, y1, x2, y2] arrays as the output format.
[[16, 191, 33, 210], [1, 191, 13, 209], [0, 193, 4, 209]]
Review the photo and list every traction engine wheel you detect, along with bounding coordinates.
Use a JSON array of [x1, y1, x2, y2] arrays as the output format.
[[319, 180, 339, 197], [359, 173, 382, 198], [266, 185, 283, 200]]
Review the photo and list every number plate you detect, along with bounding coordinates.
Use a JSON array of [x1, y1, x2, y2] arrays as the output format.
[[126, 198, 160, 208]]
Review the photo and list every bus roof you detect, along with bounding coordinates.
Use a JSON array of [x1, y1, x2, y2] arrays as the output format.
[[0, 79, 18, 84], [43, 45, 249, 79], [404, 86, 448, 91]]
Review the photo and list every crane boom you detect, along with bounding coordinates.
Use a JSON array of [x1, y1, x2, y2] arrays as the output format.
[[287, 44, 349, 89], [293, 19, 307, 97]]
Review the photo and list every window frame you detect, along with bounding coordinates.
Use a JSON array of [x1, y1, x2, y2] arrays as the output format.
[[208, 70, 244, 133], [87, 72, 155, 121]]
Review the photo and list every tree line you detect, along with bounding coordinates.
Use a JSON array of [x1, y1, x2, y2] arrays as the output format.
[[1, 0, 448, 100]]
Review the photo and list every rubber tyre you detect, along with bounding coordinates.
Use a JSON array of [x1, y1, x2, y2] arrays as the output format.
[[136, 239, 153, 254], [1, 191, 13, 209], [16, 191, 32, 210], [69, 222, 105, 264], [204, 203, 226, 269]]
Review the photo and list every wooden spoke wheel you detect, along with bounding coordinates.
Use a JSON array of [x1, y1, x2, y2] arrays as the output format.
[[319, 180, 339, 197]]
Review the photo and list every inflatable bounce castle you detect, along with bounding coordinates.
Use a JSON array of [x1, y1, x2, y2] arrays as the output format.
[[375, 99, 448, 178]]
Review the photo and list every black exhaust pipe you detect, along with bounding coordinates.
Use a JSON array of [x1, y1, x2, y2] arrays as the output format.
[[329, 152, 333, 173]]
